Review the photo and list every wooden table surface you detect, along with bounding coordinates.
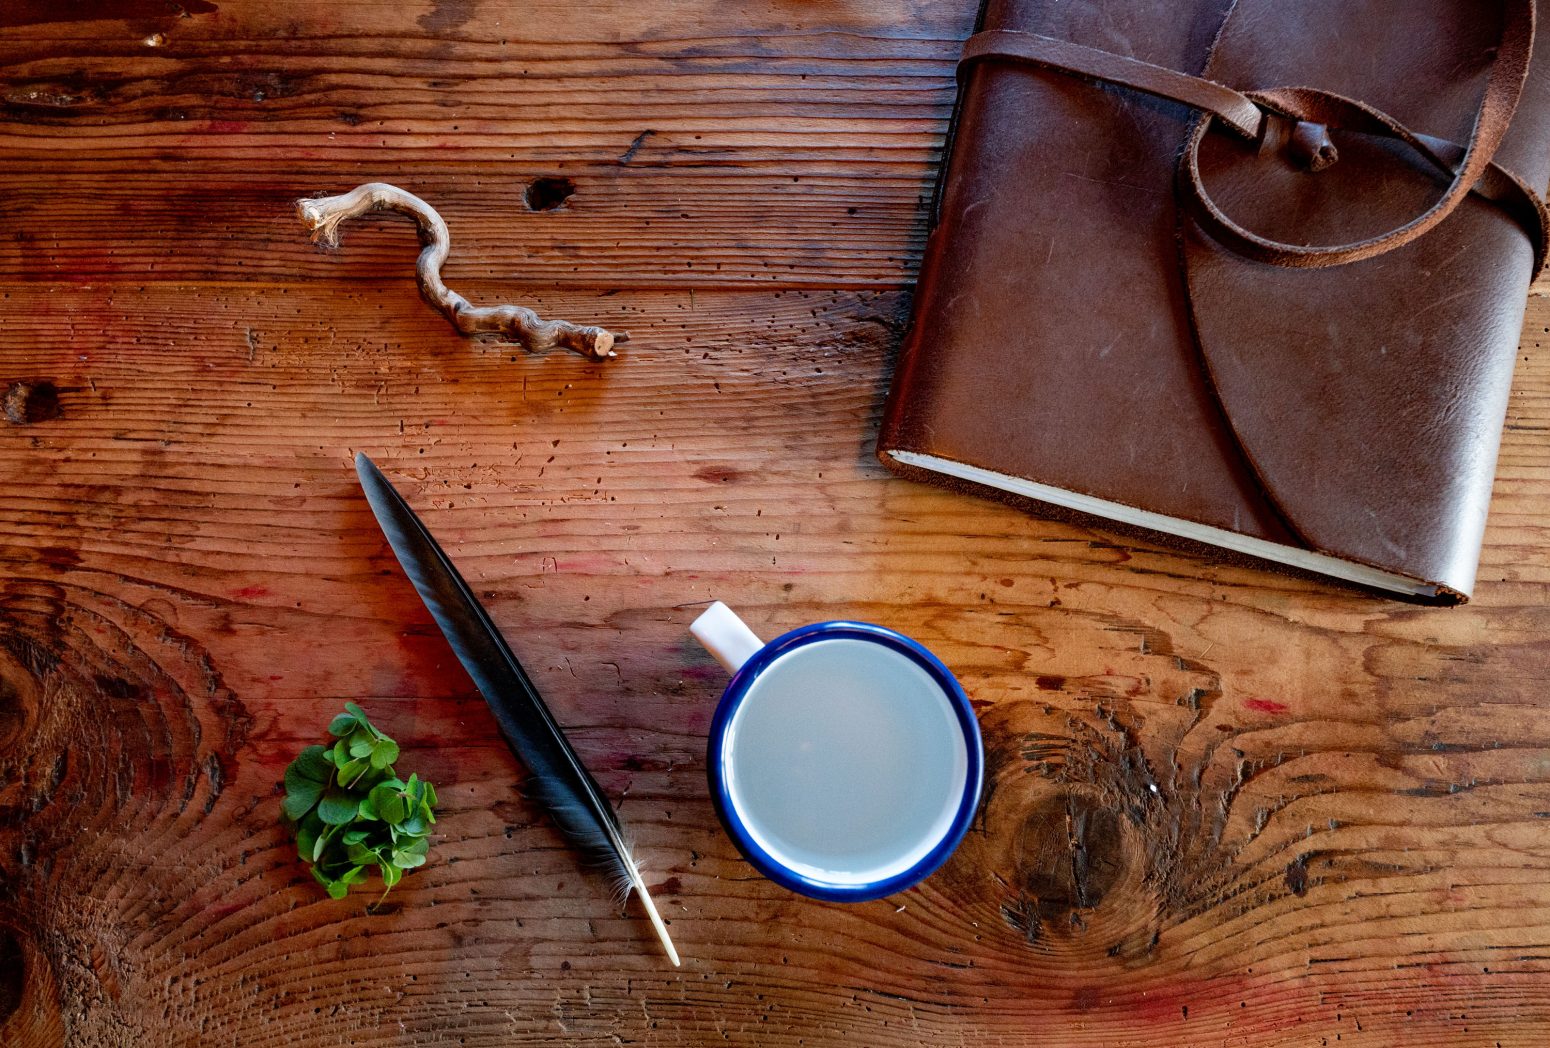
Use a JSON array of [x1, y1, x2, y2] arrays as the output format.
[[5, 2, 1550, 1045]]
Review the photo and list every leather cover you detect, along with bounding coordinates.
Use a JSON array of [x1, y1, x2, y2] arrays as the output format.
[[878, 0, 1550, 602]]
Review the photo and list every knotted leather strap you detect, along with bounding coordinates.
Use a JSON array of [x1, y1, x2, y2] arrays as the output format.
[[958, 3, 1549, 276]]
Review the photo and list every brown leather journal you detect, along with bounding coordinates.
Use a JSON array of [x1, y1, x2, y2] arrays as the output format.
[[878, 0, 1550, 603]]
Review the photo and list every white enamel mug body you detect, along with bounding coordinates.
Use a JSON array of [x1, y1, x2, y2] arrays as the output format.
[[691, 602, 983, 901]]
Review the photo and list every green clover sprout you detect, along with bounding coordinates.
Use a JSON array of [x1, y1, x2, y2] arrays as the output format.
[[282, 702, 438, 901]]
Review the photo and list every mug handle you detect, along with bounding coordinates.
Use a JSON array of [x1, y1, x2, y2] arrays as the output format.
[[690, 602, 765, 673]]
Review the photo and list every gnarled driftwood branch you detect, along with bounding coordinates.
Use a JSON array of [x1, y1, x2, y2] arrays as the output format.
[[296, 182, 622, 360]]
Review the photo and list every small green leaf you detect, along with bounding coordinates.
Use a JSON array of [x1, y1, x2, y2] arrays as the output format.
[[367, 782, 402, 810], [327, 712, 358, 737], [317, 788, 361, 825], [282, 763, 313, 795], [399, 836, 430, 856], [313, 821, 339, 862], [380, 793, 407, 825], [315, 855, 351, 876], [330, 738, 352, 768], [344, 701, 373, 730], [324, 879, 349, 900], [391, 849, 426, 869], [346, 841, 375, 866], [370, 738, 399, 770], [392, 825, 428, 847], [357, 790, 381, 821], [341, 828, 370, 845], [337, 757, 368, 784], [380, 863, 402, 889], [398, 812, 427, 836], [423, 782, 438, 808], [296, 823, 320, 862], [283, 793, 319, 824], [280, 778, 322, 818], [350, 766, 388, 793], [288, 745, 332, 783]]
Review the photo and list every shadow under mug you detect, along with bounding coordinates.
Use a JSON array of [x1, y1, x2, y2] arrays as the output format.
[[691, 602, 984, 901]]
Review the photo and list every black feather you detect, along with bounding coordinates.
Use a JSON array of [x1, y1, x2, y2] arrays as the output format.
[[354, 453, 678, 964]]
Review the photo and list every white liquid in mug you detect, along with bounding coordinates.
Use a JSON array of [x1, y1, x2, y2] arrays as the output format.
[[722, 638, 969, 886]]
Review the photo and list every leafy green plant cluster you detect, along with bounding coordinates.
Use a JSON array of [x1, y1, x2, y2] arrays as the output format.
[[282, 702, 439, 900]]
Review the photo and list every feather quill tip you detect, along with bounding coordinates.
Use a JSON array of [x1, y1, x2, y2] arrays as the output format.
[[636, 883, 681, 967]]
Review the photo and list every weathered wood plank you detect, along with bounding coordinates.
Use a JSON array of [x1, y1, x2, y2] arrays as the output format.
[[0, 172, 935, 288], [0, 0, 967, 287], [3, 280, 1550, 1045]]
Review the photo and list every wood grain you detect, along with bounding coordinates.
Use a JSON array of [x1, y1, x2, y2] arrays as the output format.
[[0, 0, 968, 288], [4, 2, 1550, 1046]]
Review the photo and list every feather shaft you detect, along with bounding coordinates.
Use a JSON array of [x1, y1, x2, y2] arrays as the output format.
[[629, 863, 680, 967], [355, 452, 680, 966]]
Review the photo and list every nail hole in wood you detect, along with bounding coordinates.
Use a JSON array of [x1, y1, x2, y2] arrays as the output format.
[[524, 176, 575, 212]]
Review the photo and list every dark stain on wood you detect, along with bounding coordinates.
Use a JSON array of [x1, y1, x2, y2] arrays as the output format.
[[0, 0, 217, 30], [202, 753, 226, 814], [693, 466, 746, 485], [0, 681, 26, 755], [619, 130, 655, 165], [416, 0, 476, 34], [3, 82, 108, 114], [1069, 985, 1102, 1013], [0, 624, 60, 679], [0, 927, 23, 1024], [1285, 854, 1310, 897], [92, 674, 145, 701], [36, 548, 82, 571], [3, 382, 60, 425]]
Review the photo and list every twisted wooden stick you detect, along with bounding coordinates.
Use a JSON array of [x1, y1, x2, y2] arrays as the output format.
[[296, 182, 623, 360]]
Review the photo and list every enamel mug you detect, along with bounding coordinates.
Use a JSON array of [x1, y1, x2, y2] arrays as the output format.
[[690, 602, 983, 901]]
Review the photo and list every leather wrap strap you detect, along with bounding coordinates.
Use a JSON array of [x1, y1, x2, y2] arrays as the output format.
[[959, 29, 1266, 140], [958, 3, 1549, 276]]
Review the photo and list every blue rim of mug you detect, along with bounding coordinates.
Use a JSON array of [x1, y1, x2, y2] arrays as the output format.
[[706, 620, 984, 902]]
